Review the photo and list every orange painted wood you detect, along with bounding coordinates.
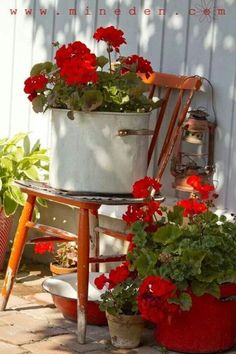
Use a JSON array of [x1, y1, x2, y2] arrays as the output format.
[[77, 208, 90, 344], [0, 195, 36, 310], [142, 72, 202, 91], [26, 221, 77, 241], [147, 87, 171, 166], [19, 186, 99, 210]]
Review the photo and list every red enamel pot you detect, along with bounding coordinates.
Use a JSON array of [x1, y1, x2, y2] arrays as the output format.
[[42, 272, 107, 326], [155, 284, 236, 353]]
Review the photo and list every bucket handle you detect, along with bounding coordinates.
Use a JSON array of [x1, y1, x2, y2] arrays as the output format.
[[220, 295, 236, 302], [117, 129, 154, 136]]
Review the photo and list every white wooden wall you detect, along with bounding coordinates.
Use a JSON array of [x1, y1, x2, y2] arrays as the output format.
[[0, 0, 236, 212]]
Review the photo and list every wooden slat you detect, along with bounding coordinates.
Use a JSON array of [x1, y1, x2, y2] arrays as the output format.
[[142, 72, 202, 91], [89, 254, 126, 263], [94, 227, 129, 241], [26, 221, 77, 241]]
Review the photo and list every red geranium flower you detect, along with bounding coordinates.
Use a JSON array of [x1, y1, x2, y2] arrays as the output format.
[[34, 241, 54, 254], [177, 198, 208, 217], [132, 177, 161, 199], [121, 54, 153, 79], [24, 75, 48, 101], [138, 275, 178, 324], [109, 262, 130, 288], [186, 175, 215, 200], [55, 41, 98, 85], [93, 26, 126, 52], [94, 273, 109, 290]]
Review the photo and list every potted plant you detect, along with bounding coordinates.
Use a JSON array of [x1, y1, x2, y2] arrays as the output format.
[[23, 26, 162, 194], [34, 241, 77, 275], [0, 133, 48, 271], [122, 175, 236, 353], [94, 262, 144, 349]]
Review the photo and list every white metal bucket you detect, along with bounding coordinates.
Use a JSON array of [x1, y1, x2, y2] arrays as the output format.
[[49, 109, 151, 194]]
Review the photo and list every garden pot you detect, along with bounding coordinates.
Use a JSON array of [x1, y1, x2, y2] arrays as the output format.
[[106, 312, 144, 349], [49, 262, 77, 276], [49, 109, 151, 194], [42, 272, 107, 325], [155, 283, 236, 353], [0, 210, 13, 271]]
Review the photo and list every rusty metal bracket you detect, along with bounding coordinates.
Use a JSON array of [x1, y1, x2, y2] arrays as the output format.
[[117, 129, 154, 136]]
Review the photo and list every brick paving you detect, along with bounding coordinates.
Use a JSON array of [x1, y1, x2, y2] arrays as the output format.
[[0, 261, 236, 354]]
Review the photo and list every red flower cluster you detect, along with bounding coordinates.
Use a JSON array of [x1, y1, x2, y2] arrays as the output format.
[[132, 176, 161, 199], [177, 198, 208, 217], [121, 55, 153, 79], [55, 41, 98, 85], [94, 261, 131, 290], [123, 200, 162, 225], [34, 241, 54, 254], [24, 75, 48, 101], [93, 26, 126, 52], [137, 275, 178, 323], [122, 177, 162, 225], [186, 175, 215, 200]]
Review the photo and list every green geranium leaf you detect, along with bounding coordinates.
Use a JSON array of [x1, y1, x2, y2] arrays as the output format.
[[96, 56, 109, 68], [81, 90, 103, 112], [0, 179, 2, 191], [167, 205, 184, 225], [32, 95, 46, 113], [153, 224, 182, 245], [169, 292, 192, 311], [30, 63, 44, 76]]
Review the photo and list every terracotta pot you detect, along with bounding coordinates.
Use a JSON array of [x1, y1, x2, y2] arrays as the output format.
[[0, 210, 13, 271], [50, 262, 77, 276], [106, 312, 144, 349], [155, 283, 236, 353]]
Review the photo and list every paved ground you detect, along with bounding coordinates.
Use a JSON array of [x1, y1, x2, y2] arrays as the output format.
[[0, 260, 236, 354]]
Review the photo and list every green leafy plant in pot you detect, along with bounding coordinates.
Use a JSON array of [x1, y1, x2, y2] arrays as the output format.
[[0, 133, 48, 270], [95, 262, 144, 349], [123, 175, 236, 353]]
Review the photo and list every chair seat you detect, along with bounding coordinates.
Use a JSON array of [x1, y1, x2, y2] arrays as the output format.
[[15, 180, 164, 205]]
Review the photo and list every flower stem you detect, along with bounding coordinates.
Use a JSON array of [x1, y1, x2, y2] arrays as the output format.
[[107, 46, 112, 73]]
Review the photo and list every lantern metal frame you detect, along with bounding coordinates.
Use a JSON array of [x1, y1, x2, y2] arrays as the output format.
[[171, 109, 216, 192]]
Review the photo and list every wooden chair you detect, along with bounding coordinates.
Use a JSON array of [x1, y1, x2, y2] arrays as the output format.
[[0, 71, 202, 344]]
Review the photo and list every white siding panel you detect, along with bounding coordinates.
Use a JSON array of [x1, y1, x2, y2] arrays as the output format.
[[9, 0, 35, 136], [0, 0, 16, 137], [29, 0, 55, 146]]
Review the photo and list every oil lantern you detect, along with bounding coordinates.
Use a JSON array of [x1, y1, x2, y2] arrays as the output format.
[[171, 109, 216, 192]]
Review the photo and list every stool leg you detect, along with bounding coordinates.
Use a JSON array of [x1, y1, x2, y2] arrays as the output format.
[[89, 208, 100, 272], [0, 195, 36, 311], [77, 208, 89, 344]]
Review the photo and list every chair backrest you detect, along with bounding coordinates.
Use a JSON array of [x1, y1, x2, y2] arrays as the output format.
[[143, 72, 202, 181]]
